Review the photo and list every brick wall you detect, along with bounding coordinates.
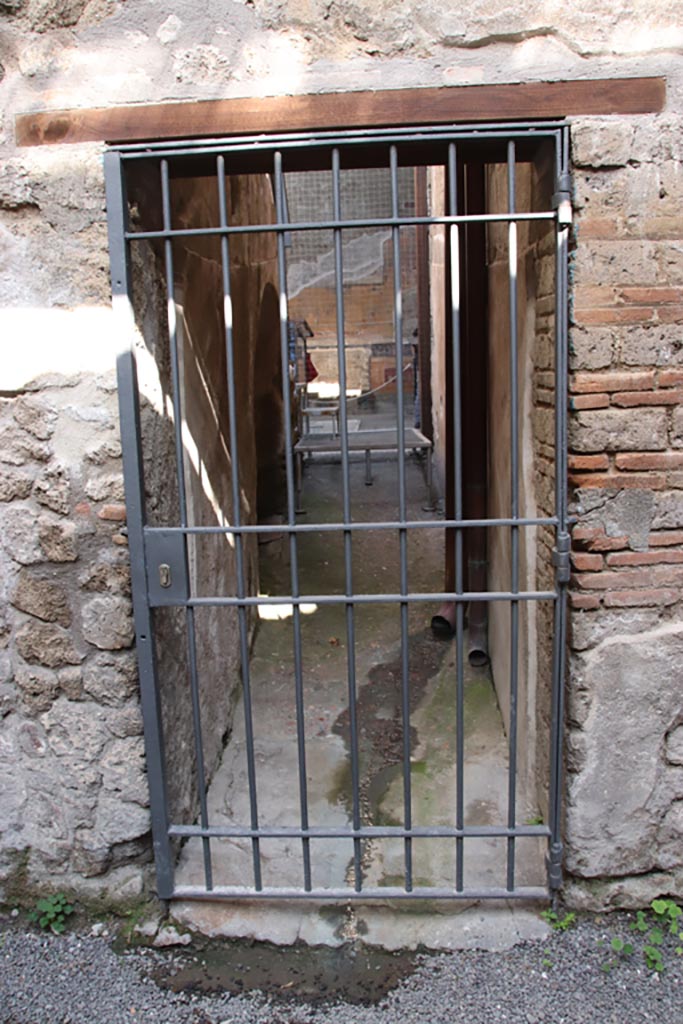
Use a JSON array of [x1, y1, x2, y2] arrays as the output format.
[[564, 115, 683, 908]]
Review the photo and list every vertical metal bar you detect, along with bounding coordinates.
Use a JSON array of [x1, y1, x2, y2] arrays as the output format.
[[390, 146, 413, 891], [159, 160, 213, 891], [447, 144, 465, 891], [273, 151, 313, 891], [548, 128, 571, 891], [105, 151, 175, 899], [215, 157, 263, 890], [331, 148, 363, 891], [506, 141, 520, 892]]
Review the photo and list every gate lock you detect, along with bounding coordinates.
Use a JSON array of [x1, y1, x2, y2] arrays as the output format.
[[144, 529, 189, 606]]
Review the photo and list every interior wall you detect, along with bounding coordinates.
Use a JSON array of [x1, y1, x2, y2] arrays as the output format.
[[486, 151, 556, 807], [128, 169, 282, 827], [428, 166, 447, 491]]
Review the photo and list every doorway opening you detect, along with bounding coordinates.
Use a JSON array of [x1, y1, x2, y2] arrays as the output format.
[[105, 121, 570, 908]]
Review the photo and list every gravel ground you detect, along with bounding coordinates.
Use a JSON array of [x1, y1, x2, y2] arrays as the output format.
[[2, 914, 683, 1024]]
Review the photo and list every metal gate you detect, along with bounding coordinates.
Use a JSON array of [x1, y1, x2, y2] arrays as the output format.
[[104, 121, 571, 902]]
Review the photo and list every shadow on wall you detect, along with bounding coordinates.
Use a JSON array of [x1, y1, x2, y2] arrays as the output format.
[[126, 166, 284, 831]]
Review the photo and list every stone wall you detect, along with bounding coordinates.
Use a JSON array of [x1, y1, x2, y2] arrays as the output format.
[[0, 0, 682, 908], [0, 377, 150, 903], [563, 115, 683, 907]]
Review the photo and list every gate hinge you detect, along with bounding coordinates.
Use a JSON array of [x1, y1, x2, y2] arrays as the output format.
[[552, 173, 572, 227], [552, 534, 571, 584], [546, 841, 564, 891]]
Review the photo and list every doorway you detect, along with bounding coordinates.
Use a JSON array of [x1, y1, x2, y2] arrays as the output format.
[[105, 121, 571, 904]]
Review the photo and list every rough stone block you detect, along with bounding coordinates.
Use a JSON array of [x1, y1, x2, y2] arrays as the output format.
[[565, 624, 683, 877], [569, 609, 660, 652], [108, 702, 144, 738], [571, 120, 633, 168], [577, 487, 655, 552], [38, 517, 78, 562], [101, 737, 149, 805], [572, 241, 659, 288], [58, 666, 83, 700], [656, 800, 683, 870], [569, 408, 667, 453], [33, 462, 71, 515], [14, 665, 59, 712], [85, 437, 122, 465], [666, 726, 683, 766], [12, 396, 57, 441], [0, 468, 34, 502], [16, 621, 83, 668], [83, 651, 138, 706], [82, 595, 134, 650], [653, 492, 683, 529], [41, 697, 109, 761], [84, 473, 125, 502], [569, 328, 613, 371], [1, 507, 42, 565], [93, 795, 150, 847], [672, 407, 683, 449], [0, 422, 52, 467], [620, 325, 683, 367], [78, 561, 131, 596], [11, 570, 71, 626]]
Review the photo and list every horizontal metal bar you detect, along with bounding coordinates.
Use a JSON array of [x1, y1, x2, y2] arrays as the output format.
[[171, 884, 550, 901], [115, 123, 565, 158], [169, 823, 549, 840], [126, 210, 555, 243], [176, 590, 556, 607], [145, 516, 558, 538]]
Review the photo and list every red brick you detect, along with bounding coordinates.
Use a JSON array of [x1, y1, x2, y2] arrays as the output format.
[[571, 526, 602, 544], [569, 472, 667, 490], [571, 552, 604, 571], [74, 502, 91, 516], [606, 550, 683, 567], [568, 454, 610, 471], [571, 393, 610, 410], [575, 308, 654, 326], [587, 534, 630, 552], [573, 285, 617, 309], [620, 287, 683, 304], [649, 530, 683, 546], [575, 565, 683, 590], [604, 589, 679, 608], [571, 371, 655, 394], [98, 504, 127, 521], [576, 218, 623, 240], [658, 306, 683, 324], [659, 370, 683, 388], [570, 592, 601, 610], [616, 452, 683, 471], [612, 389, 683, 407]]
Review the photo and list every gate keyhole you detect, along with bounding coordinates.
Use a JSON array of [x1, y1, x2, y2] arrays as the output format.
[[159, 563, 172, 588]]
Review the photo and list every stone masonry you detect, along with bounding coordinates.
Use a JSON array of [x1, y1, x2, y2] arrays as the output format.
[[0, 0, 682, 909]]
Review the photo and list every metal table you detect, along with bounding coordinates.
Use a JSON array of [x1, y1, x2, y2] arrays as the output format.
[[294, 426, 433, 509]]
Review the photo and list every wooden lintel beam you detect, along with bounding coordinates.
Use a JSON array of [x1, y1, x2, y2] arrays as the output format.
[[15, 77, 665, 148]]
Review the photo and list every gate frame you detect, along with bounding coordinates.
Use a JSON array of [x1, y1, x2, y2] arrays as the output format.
[[104, 120, 571, 903]]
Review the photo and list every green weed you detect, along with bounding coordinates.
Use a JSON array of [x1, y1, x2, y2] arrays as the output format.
[[27, 893, 74, 935]]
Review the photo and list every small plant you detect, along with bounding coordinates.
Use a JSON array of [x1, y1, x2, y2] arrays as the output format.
[[28, 893, 74, 934], [620, 898, 683, 974], [541, 908, 576, 932], [600, 935, 634, 973]]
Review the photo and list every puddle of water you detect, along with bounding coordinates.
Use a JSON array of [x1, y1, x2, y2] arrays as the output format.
[[149, 938, 418, 1005]]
